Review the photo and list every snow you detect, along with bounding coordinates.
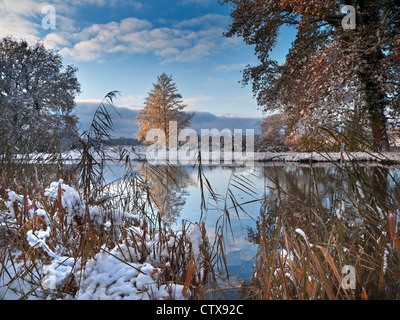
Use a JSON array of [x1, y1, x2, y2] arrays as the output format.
[[383, 248, 389, 275], [75, 244, 187, 300], [278, 248, 295, 267], [20, 147, 400, 165], [35, 208, 50, 224], [187, 224, 202, 261], [41, 256, 76, 290], [253, 151, 400, 163], [0, 249, 43, 300], [335, 200, 346, 219], [43, 179, 139, 226], [45, 179, 83, 216], [26, 227, 55, 258], [295, 228, 313, 248], [0, 181, 202, 300], [140, 149, 400, 164], [356, 181, 365, 199], [77, 248, 158, 300]]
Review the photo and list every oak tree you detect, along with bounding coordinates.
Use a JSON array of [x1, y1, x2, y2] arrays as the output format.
[[221, 0, 400, 151]]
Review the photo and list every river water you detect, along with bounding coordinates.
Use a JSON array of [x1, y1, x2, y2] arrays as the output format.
[[103, 162, 400, 280]]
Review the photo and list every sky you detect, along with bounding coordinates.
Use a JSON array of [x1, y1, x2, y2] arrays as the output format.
[[0, 0, 297, 138]]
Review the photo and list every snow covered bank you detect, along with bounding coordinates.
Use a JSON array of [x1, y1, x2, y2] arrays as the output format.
[[253, 151, 400, 163], [14, 146, 400, 164], [0, 181, 206, 300], [78, 148, 400, 164]]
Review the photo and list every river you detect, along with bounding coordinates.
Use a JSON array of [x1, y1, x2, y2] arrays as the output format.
[[102, 161, 400, 281]]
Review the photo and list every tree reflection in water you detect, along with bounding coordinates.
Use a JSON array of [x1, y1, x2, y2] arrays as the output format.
[[134, 163, 195, 225], [245, 163, 400, 300]]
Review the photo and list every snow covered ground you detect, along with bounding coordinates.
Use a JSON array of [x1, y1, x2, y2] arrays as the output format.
[[253, 151, 400, 163], [0, 180, 204, 300], [16, 145, 400, 165], [56, 146, 400, 164]]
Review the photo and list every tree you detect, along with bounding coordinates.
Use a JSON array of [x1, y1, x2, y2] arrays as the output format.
[[135, 73, 194, 146], [221, 0, 400, 151], [0, 36, 81, 154], [258, 114, 287, 146]]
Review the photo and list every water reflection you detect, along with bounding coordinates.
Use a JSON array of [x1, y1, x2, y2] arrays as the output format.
[[134, 164, 195, 224], [244, 163, 400, 299], [106, 162, 400, 293]]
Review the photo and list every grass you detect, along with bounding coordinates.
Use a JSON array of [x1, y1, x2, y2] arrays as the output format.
[[1, 157, 400, 300]]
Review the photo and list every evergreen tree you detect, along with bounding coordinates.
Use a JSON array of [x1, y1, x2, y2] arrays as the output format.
[[136, 73, 194, 146]]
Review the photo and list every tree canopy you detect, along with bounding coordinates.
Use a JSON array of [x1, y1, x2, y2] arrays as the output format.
[[136, 73, 194, 146], [221, 0, 400, 151], [0, 36, 81, 154]]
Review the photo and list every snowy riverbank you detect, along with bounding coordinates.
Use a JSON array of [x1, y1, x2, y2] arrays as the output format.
[[15, 146, 400, 165], [56, 147, 400, 164], [0, 180, 204, 300]]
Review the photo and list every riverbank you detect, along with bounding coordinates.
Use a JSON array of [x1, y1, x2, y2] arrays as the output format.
[[54, 146, 400, 164], [0, 179, 208, 300]]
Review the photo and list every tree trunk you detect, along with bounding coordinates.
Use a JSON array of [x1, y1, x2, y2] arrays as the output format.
[[370, 109, 391, 152], [358, 51, 391, 152]]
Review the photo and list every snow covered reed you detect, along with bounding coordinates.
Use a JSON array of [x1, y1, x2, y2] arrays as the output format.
[[0, 177, 214, 300]]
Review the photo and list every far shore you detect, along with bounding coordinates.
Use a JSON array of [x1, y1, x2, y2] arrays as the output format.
[[16, 146, 400, 165]]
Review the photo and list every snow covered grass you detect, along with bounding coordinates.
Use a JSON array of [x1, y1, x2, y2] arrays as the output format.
[[0, 178, 212, 300]]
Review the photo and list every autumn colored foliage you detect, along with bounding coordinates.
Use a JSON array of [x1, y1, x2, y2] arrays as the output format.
[[222, 0, 400, 151]]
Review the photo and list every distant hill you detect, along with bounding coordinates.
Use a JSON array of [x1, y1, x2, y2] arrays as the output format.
[[107, 137, 142, 146]]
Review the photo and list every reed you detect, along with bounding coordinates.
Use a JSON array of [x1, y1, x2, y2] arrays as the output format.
[[241, 141, 400, 300], [0, 93, 218, 300]]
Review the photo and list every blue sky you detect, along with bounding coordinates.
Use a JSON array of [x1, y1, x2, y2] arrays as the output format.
[[1, 0, 296, 138]]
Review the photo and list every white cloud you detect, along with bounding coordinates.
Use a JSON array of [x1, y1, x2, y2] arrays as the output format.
[[215, 63, 247, 72], [0, 0, 144, 41], [0, 0, 43, 41], [174, 13, 229, 28], [118, 94, 146, 108], [157, 47, 180, 57], [119, 17, 151, 32], [183, 96, 214, 108], [43, 34, 68, 51], [75, 101, 261, 138], [50, 14, 235, 63], [1, 1, 235, 64], [60, 39, 104, 61], [0, 12, 40, 42], [0, 0, 42, 17], [172, 43, 213, 62], [75, 98, 104, 104]]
